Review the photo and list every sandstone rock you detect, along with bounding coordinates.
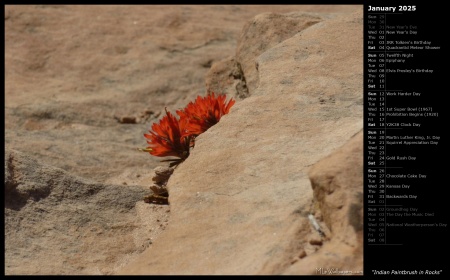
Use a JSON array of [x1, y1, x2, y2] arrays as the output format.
[[5, 5, 362, 275], [4, 148, 157, 275], [152, 166, 174, 182], [235, 12, 330, 96], [205, 12, 337, 98], [5, 5, 310, 184], [115, 115, 139, 124], [309, 237, 324, 246], [144, 166, 173, 204], [205, 56, 249, 99], [118, 9, 363, 275], [283, 130, 363, 275], [149, 184, 168, 196]]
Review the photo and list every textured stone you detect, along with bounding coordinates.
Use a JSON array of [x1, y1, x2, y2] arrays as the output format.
[[4, 148, 153, 275], [5, 5, 363, 275], [284, 131, 364, 275], [205, 56, 249, 99], [206, 12, 336, 98], [118, 9, 363, 275], [235, 12, 330, 95], [5, 5, 313, 184]]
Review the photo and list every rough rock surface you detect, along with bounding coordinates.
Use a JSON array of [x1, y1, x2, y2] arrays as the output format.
[[236, 12, 328, 96], [4, 148, 168, 275], [5, 5, 362, 275], [205, 12, 334, 99], [284, 130, 364, 275], [5, 5, 351, 184], [118, 9, 363, 275]]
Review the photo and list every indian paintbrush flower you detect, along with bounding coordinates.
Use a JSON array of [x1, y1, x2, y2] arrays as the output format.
[[142, 108, 192, 160], [180, 93, 235, 137], [141, 93, 235, 166]]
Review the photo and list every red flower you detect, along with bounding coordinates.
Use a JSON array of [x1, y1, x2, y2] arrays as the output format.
[[143, 108, 192, 159], [141, 93, 235, 165], [181, 93, 235, 137]]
